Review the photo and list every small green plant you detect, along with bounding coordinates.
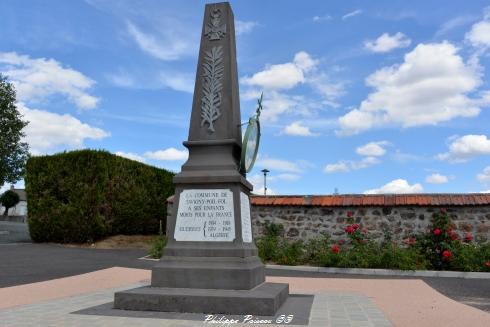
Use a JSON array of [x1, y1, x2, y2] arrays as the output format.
[[256, 222, 306, 265], [149, 235, 167, 259], [263, 221, 284, 238], [448, 241, 490, 272]]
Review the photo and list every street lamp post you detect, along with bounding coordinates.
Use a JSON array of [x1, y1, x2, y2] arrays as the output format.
[[261, 169, 269, 196]]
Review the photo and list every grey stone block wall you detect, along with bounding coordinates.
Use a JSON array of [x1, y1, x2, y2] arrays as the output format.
[[167, 199, 490, 243], [251, 205, 490, 243]]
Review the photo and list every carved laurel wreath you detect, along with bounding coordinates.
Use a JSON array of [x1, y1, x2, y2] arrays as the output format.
[[201, 46, 223, 133]]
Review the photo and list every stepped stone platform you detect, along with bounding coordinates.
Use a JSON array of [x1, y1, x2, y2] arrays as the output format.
[[114, 283, 289, 315]]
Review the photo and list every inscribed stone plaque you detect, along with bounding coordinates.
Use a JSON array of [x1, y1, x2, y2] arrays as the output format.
[[240, 192, 252, 243], [175, 189, 235, 241]]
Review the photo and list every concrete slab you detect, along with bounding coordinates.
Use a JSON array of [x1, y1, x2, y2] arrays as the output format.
[[114, 282, 289, 315], [75, 294, 314, 325]]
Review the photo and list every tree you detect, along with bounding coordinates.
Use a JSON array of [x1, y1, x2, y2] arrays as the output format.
[[0, 74, 29, 187], [0, 190, 20, 216]]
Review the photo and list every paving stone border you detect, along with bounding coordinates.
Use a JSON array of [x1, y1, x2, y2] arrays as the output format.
[[266, 264, 490, 279]]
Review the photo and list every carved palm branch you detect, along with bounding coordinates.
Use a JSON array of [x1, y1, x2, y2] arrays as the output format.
[[201, 46, 224, 132]]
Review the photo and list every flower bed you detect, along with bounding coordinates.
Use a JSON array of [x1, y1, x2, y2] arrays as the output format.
[[255, 209, 490, 272]]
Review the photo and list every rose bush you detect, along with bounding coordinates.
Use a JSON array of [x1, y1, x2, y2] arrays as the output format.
[[255, 210, 489, 272]]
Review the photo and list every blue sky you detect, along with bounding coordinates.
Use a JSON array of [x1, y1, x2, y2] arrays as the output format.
[[1, 0, 490, 195]]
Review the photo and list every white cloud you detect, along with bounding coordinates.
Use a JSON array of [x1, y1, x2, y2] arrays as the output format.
[[0, 52, 99, 110], [392, 150, 425, 163], [126, 21, 191, 61], [235, 20, 259, 35], [436, 15, 477, 37], [19, 104, 109, 155], [324, 156, 380, 173], [282, 121, 317, 136], [241, 51, 345, 121], [248, 172, 299, 196], [342, 9, 362, 20], [243, 63, 304, 90], [338, 42, 484, 135], [252, 187, 276, 196], [477, 166, 490, 183], [426, 173, 449, 184], [356, 141, 389, 157], [324, 162, 350, 173], [107, 70, 194, 93], [351, 156, 380, 169], [364, 179, 423, 194], [466, 21, 490, 47], [307, 73, 345, 107], [242, 51, 317, 90], [274, 173, 301, 181], [364, 32, 411, 53], [115, 151, 146, 163], [255, 158, 308, 174], [313, 15, 332, 22], [144, 147, 188, 161], [106, 71, 135, 88], [260, 91, 303, 122], [158, 72, 194, 93], [465, 7, 490, 48], [437, 134, 490, 163]]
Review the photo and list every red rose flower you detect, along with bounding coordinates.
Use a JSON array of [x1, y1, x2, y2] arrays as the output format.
[[485, 261, 490, 268], [442, 250, 452, 260], [338, 239, 345, 245], [450, 232, 459, 241], [433, 228, 441, 236], [344, 225, 354, 234], [347, 211, 353, 218], [464, 233, 473, 242], [331, 244, 340, 254], [403, 237, 416, 245]]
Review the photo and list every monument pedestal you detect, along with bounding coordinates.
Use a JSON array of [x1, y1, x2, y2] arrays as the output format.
[[114, 283, 289, 315], [113, 2, 288, 315]]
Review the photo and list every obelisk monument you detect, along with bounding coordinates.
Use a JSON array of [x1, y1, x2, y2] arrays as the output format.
[[114, 2, 289, 315]]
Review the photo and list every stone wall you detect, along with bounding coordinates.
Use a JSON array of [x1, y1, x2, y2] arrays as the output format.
[[251, 205, 490, 243], [167, 195, 490, 243]]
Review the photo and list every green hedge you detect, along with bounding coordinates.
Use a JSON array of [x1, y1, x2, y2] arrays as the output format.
[[25, 150, 174, 243]]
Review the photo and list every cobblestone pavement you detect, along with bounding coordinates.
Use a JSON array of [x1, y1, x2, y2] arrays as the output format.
[[0, 283, 393, 327]]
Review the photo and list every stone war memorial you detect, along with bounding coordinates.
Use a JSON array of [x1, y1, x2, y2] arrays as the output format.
[[114, 2, 289, 315]]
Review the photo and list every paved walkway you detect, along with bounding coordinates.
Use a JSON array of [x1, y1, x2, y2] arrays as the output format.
[[1, 267, 490, 327], [2, 243, 489, 313], [0, 268, 392, 327]]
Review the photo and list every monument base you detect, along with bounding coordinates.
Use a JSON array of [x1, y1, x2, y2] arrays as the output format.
[[151, 256, 265, 290], [114, 282, 289, 315]]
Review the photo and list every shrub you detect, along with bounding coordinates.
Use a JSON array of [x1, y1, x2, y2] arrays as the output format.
[[256, 222, 307, 265], [256, 210, 488, 272], [149, 235, 168, 259], [416, 209, 461, 270], [378, 243, 428, 270], [26, 149, 174, 243], [448, 241, 490, 272], [0, 190, 20, 216]]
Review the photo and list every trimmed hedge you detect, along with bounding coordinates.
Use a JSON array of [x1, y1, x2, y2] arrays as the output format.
[[25, 150, 174, 243]]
